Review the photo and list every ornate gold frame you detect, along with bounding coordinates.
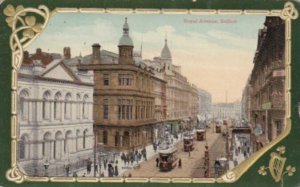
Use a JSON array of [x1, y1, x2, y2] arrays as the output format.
[[4, 2, 298, 184]]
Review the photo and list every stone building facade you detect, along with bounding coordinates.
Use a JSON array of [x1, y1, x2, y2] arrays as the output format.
[[77, 18, 198, 149], [212, 101, 241, 120], [79, 18, 167, 150], [17, 59, 94, 176], [248, 17, 285, 151]]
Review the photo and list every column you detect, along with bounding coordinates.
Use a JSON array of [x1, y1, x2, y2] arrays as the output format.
[[28, 101, 32, 122], [61, 101, 65, 122], [50, 101, 54, 122], [36, 101, 42, 122]]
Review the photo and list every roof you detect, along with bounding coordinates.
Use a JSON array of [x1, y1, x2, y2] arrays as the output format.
[[118, 18, 133, 46], [158, 145, 177, 154], [161, 38, 172, 60]]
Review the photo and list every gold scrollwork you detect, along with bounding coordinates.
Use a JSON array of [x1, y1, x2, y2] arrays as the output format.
[[258, 146, 296, 187], [6, 167, 25, 184], [4, 4, 50, 69], [280, 2, 299, 20]]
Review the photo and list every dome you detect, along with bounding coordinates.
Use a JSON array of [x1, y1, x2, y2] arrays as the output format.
[[161, 38, 172, 60], [118, 17, 134, 47]]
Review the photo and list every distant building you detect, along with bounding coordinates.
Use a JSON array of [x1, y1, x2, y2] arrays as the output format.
[[17, 59, 94, 176], [198, 88, 212, 117], [212, 101, 241, 120], [248, 17, 285, 151]]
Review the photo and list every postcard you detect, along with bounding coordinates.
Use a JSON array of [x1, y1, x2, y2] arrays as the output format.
[[0, 0, 299, 187]]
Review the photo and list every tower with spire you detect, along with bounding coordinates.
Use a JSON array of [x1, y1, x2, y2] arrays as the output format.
[[118, 17, 134, 64], [161, 34, 173, 74]]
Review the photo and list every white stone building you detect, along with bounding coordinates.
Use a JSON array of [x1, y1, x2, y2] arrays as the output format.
[[17, 59, 94, 176]]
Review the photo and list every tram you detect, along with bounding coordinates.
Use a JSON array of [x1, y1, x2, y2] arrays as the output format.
[[158, 145, 178, 171], [196, 129, 206, 141], [183, 135, 195, 152]]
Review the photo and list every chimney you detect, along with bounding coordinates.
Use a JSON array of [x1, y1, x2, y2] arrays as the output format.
[[36, 48, 42, 56], [63, 47, 71, 59], [92, 43, 101, 64], [23, 51, 31, 64]]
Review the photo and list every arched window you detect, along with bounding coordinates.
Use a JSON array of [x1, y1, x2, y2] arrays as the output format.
[[54, 92, 62, 120], [19, 135, 29, 159], [103, 130, 108, 145], [19, 90, 29, 121], [43, 132, 52, 158], [64, 130, 72, 153], [64, 93, 71, 119], [83, 95, 89, 119], [83, 129, 88, 149], [54, 131, 63, 160], [42, 91, 51, 120]]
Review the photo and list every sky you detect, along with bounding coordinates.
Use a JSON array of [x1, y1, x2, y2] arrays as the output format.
[[26, 13, 265, 103]]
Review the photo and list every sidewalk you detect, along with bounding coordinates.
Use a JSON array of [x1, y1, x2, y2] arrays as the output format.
[[75, 135, 183, 177]]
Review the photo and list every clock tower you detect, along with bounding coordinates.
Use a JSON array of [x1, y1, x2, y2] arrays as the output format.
[[118, 18, 134, 64]]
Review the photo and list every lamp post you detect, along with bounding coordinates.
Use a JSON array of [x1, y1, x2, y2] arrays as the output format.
[[93, 125, 97, 177], [43, 159, 50, 177]]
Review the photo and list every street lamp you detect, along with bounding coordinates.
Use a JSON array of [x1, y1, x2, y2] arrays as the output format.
[[43, 159, 50, 177]]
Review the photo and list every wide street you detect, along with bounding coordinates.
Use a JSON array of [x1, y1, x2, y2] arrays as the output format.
[[123, 127, 224, 178]]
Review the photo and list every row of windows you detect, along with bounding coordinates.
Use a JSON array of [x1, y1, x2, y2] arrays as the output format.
[[19, 130, 89, 160], [102, 99, 154, 120], [19, 90, 90, 121], [102, 73, 154, 90]]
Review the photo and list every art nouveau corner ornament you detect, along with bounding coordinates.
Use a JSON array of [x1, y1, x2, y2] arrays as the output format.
[[2, 1, 298, 184], [258, 146, 296, 187]]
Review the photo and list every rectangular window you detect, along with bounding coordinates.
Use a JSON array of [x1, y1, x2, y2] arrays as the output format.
[[118, 74, 134, 86], [103, 74, 109, 86], [103, 99, 109, 119]]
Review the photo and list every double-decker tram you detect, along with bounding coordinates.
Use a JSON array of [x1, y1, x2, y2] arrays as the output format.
[[196, 129, 206, 141], [183, 134, 195, 152], [158, 145, 178, 171]]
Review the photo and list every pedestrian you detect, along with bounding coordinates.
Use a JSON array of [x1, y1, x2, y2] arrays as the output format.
[[72, 172, 78, 177], [104, 159, 107, 170], [178, 158, 182, 168], [86, 158, 92, 175], [94, 163, 98, 174], [65, 164, 70, 177], [188, 149, 191, 157], [156, 157, 159, 167], [114, 165, 119, 176], [128, 173, 132, 178], [108, 163, 114, 177]]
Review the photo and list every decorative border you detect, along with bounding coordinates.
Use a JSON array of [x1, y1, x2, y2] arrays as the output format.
[[3, 1, 298, 184]]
